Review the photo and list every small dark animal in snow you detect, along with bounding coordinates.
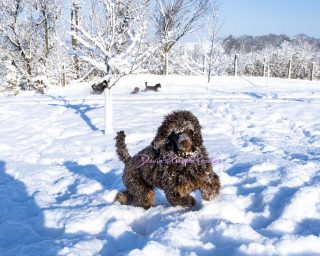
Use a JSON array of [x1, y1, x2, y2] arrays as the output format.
[[144, 82, 161, 92], [131, 87, 140, 94], [92, 80, 109, 94]]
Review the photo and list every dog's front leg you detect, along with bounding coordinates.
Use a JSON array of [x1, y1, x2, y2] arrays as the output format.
[[200, 172, 220, 201], [165, 189, 195, 207], [176, 183, 194, 197]]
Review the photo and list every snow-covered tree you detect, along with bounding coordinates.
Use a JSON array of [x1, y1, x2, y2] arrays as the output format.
[[71, 0, 155, 133], [0, 47, 7, 90], [0, 0, 34, 87], [154, 0, 210, 75], [0, 0, 65, 93], [72, 0, 154, 88], [35, 0, 66, 89], [35, 0, 60, 61]]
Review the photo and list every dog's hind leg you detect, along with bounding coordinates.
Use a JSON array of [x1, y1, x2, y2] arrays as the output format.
[[123, 170, 155, 209], [115, 190, 133, 205]]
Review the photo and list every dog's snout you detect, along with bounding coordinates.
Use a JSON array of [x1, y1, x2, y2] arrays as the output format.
[[180, 139, 191, 149], [178, 134, 192, 151]]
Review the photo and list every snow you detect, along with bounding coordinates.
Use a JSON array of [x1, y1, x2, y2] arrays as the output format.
[[0, 74, 320, 256]]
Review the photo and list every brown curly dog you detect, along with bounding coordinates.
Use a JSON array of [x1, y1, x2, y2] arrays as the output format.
[[115, 110, 220, 209]]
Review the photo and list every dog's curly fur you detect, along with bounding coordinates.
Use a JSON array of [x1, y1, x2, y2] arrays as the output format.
[[115, 110, 220, 208]]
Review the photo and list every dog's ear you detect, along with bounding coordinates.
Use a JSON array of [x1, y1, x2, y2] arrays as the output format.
[[152, 114, 174, 150], [152, 125, 170, 149], [192, 120, 203, 147]]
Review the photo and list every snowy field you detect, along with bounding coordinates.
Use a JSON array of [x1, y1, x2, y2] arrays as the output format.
[[0, 75, 320, 256]]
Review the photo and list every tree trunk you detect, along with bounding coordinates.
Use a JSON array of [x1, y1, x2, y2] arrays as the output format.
[[164, 51, 169, 75], [20, 49, 32, 78], [44, 14, 49, 59], [71, 0, 80, 79]]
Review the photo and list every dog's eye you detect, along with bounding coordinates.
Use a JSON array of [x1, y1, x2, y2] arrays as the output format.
[[186, 130, 194, 137]]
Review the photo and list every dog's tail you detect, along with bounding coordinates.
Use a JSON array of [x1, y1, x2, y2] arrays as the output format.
[[115, 131, 131, 164]]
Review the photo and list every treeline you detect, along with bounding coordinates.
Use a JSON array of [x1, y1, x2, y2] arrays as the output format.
[[223, 34, 320, 53], [221, 34, 320, 80], [0, 0, 319, 96], [154, 33, 320, 81]]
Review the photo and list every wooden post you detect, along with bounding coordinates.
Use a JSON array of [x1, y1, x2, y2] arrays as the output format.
[[310, 62, 315, 81], [234, 54, 238, 76], [266, 65, 270, 87], [287, 59, 292, 79], [62, 65, 66, 87]]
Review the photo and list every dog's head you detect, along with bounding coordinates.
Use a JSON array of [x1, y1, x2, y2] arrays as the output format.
[[152, 110, 203, 155]]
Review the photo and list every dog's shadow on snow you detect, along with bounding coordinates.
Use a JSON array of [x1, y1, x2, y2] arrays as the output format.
[[55, 161, 123, 205], [49, 96, 103, 132], [63, 161, 122, 191], [0, 160, 62, 254]]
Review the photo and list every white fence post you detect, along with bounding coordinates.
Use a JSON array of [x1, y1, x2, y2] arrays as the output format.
[[104, 88, 113, 135]]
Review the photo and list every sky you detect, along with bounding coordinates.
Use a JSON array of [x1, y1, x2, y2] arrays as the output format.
[[61, 0, 320, 41], [218, 0, 320, 38]]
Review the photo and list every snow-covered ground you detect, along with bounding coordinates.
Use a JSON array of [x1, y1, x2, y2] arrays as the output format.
[[0, 75, 320, 256]]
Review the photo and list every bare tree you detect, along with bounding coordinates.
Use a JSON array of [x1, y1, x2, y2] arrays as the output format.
[[154, 0, 209, 75], [205, 1, 223, 83]]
